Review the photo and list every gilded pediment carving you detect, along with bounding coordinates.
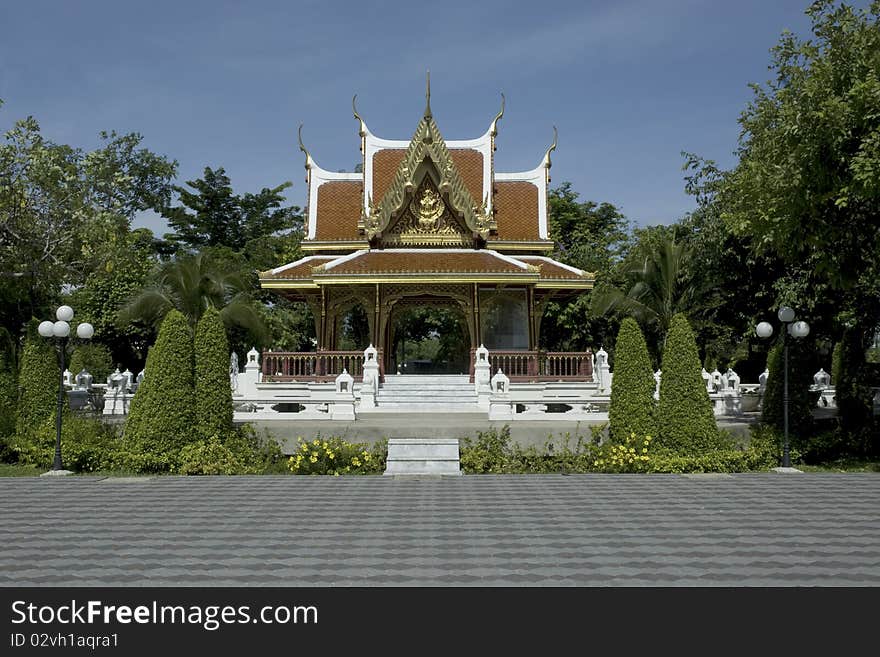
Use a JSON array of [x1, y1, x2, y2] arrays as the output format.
[[362, 110, 496, 244]]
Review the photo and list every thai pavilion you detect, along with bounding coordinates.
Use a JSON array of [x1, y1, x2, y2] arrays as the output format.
[[258, 83, 595, 389]]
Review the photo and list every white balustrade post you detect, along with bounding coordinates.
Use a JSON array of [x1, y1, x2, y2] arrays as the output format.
[[488, 368, 513, 420], [474, 344, 491, 410], [361, 344, 380, 409], [331, 369, 356, 420]]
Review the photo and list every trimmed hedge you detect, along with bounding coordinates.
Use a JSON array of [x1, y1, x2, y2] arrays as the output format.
[[608, 318, 656, 442], [657, 313, 720, 453], [15, 334, 59, 445], [195, 307, 233, 439], [124, 310, 194, 457]]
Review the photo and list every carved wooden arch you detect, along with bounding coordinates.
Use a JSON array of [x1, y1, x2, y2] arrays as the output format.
[[378, 285, 476, 366]]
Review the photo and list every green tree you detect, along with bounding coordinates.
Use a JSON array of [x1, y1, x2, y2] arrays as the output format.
[[68, 343, 113, 383], [160, 167, 302, 269], [195, 307, 233, 439], [124, 310, 194, 457], [608, 318, 657, 442], [70, 228, 160, 369], [119, 251, 267, 343], [541, 183, 631, 351], [717, 1, 880, 436], [0, 116, 176, 343], [657, 314, 720, 453], [593, 233, 697, 356]]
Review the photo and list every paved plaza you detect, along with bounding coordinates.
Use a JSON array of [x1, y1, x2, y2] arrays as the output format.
[[1, 473, 878, 586]]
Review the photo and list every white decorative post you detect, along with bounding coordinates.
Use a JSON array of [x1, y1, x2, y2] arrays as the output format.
[[724, 368, 741, 392], [236, 347, 261, 397], [710, 368, 723, 393], [595, 347, 611, 394], [121, 368, 133, 392], [63, 369, 73, 386], [331, 369, 356, 420], [758, 367, 769, 392], [361, 344, 380, 409], [653, 369, 662, 400], [474, 344, 491, 410], [813, 368, 831, 389], [488, 368, 513, 420], [702, 368, 712, 393], [722, 368, 742, 416]]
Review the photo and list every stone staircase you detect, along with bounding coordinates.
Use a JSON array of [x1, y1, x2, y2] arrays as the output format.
[[374, 374, 478, 412]]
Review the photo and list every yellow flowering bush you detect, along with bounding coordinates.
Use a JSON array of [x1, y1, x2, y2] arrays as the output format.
[[288, 436, 384, 475], [592, 432, 653, 473]]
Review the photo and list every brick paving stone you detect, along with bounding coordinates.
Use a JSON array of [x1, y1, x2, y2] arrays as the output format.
[[0, 473, 878, 586]]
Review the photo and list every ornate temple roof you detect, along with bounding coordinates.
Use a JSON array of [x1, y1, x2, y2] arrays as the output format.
[[260, 249, 592, 288], [263, 81, 592, 292], [296, 82, 557, 253]]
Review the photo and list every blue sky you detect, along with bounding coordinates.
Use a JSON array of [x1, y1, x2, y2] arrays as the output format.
[[1, 0, 820, 234]]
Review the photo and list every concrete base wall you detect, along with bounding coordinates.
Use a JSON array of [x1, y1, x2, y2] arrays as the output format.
[[241, 413, 759, 454]]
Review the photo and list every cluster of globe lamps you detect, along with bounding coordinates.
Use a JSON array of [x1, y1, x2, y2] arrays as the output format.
[[37, 305, 94, 473]]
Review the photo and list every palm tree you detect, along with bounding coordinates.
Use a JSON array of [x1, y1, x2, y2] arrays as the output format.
[[119, 252, 267, 343], [592, 237, 696, 346]]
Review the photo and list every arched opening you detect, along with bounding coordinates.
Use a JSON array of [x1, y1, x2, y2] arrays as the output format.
[[389, 303, 470, 374]]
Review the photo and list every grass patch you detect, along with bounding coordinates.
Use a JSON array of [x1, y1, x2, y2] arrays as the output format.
[[0, 463, 42, 477]]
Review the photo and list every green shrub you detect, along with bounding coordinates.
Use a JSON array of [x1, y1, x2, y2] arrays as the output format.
[[288, 435, 384, 475], [178, 436, 249, 475], [16, 414, 118, 472], [657, 314, 720, 453], [459, 426, 513, 473], [0, 356, 17, 462], [15, 334, 59, 448], [760, 340, 815, 440], [195, 307, 233, 439], [68, 343, 113, 383], [608, 318, 657, 442], [124, 310, 195, 455]]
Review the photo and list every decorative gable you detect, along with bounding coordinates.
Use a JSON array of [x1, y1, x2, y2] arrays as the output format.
[[359, 103, 495, 244]]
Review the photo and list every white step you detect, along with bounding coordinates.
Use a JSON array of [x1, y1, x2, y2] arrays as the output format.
[[384, 438, 462, 476]]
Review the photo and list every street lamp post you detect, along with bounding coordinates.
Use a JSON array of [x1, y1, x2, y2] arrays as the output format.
[[37, 306, 94, 474], [755, 307, 810, 468]]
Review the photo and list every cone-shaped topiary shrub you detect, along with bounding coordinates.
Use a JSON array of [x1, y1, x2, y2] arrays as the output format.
[[195, 306, 233, 439], [657, 313, 720, 453], [608, 318, 657, 442], [125, 309, 194, 459], [15, 331, 59, 448]]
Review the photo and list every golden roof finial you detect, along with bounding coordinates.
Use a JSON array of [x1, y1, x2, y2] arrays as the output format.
[[489, 92, 505, 138], [542, 126, 558, 169], [352, 94, 367, 137], [298, 124, 313, 174], [424, 70, 432, 118]]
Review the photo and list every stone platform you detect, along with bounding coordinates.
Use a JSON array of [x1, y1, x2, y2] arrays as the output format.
[[384, 438, 462, 476]]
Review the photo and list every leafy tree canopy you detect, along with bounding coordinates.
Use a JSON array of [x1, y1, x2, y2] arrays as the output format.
[[160, 166, 302, 269]]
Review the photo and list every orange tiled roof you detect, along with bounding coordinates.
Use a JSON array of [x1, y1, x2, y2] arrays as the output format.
[[371, 149, 406, 203], [370, 148, 484, 207], [317, 250, 529, 276], [313, 180, 363, 241], [260, 256, 336, 280], [449, 149, 483, 202], [491, 181, 543, 242], [516, 257, 589, 281]]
